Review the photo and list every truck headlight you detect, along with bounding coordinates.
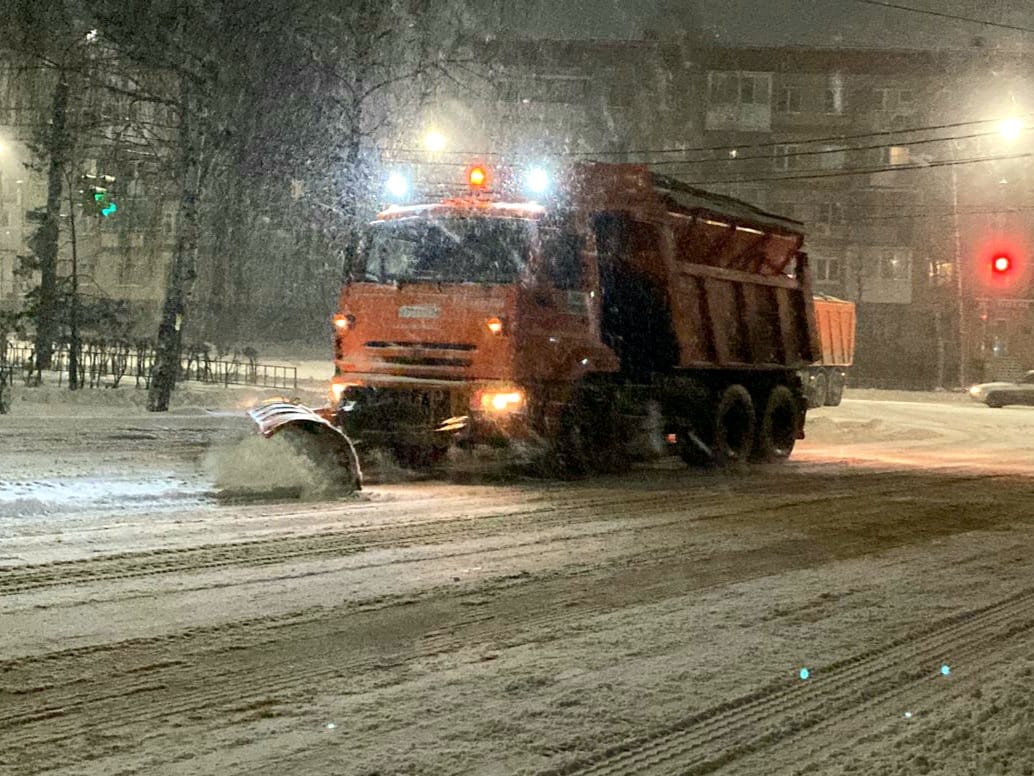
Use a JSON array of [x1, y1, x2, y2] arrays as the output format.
[[472, 388, 525, 414]]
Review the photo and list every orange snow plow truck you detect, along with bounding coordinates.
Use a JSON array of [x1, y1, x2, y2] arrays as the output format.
[[804, 295, 856, 408], [250, 162, 821, 490]]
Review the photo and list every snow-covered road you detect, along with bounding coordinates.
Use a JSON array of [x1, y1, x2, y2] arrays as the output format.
[[3, 391, 1034, 775]]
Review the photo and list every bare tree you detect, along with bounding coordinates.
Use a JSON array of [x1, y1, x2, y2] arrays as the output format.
[[1, 1, 92, 374]]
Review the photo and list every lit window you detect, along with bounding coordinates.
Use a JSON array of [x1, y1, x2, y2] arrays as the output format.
[[887, 146, 910, 166]]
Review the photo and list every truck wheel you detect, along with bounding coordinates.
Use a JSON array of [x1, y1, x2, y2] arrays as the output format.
[[713, 384, 756, 465], [754, 385, 798, 462], [826, 371, 845, 406], [391, 443, 448, 471], [809, 370, 828, 409], [552, 384, 626, 477]]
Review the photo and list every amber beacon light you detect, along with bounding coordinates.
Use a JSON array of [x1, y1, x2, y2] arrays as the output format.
[[467, 165, 488, 189]]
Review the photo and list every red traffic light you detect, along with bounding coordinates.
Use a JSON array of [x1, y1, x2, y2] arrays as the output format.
[[992, 254, 1012, 273]]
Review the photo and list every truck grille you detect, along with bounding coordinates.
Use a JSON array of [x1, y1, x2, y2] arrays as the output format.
[[363, 341, 476, 375], [364, 341, 476, 351]]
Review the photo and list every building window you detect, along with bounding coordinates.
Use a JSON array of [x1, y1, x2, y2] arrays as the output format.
[[824, 89, 837, 113], [885, 146, 910, 166], [0, 211, 8, 228], [774, 144, 803, 171], [739, 73, 769, 105], [929, 258, 954, 285], [709, 72, 739, 105], [875, 87, 916, 113], [816, 202, 845, 225], [819, 145, 846, 170], [118, 254, 133, 285], [823, 72, 845, 115], [875, 248, 912, 280], [812, 256, 841, 282], [708, 71, 771, 107], [777, 86, 801, 113]]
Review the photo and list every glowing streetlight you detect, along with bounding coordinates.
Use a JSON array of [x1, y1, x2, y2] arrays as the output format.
[[423, 130, 446, 153], [999, 117, 1023, 142]]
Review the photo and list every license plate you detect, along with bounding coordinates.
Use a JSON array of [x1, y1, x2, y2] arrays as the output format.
[[398, 305, 441, 319]]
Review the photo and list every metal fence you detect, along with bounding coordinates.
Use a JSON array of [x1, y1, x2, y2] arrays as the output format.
[[1, 342, 297, 391], [181, 357, 298, 390]]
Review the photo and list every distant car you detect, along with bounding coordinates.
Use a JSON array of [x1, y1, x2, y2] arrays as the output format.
[[968, 370, 1034, 407]]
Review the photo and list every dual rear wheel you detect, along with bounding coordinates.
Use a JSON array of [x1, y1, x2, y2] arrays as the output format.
[[678, 383, 798, 467]]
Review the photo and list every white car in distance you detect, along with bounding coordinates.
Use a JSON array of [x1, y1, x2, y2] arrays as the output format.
[[968, 370, 1034, 407]]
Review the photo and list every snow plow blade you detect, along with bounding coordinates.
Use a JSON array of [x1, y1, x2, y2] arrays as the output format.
[[247, 401, 362, 493]]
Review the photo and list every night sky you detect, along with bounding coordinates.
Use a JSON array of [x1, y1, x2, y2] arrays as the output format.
[[488, 0, 1032, 49]]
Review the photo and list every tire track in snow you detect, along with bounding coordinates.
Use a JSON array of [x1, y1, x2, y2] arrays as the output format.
[[533, 587, 1034, 776], [0, 478, 930, 596], [0, 472, 1010, 774]]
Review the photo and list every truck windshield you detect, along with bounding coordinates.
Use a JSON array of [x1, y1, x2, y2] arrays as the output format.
[[359, 218, 531, 284]]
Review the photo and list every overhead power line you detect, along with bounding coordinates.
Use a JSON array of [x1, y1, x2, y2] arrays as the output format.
[[395, 129, 1027, 170], [389, 115, 1034, 164], [682, 150, 1034, 186], [383, 149, 1034, 183], [843, 0, 1034, 34], [845, 205, 1034, 223], [649, 128, 1022, 167]]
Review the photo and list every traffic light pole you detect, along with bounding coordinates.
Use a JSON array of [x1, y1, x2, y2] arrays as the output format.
[[951, 150, 969, 388]]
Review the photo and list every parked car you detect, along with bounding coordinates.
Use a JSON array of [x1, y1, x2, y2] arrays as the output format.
[[968, 371, 1034, 407]]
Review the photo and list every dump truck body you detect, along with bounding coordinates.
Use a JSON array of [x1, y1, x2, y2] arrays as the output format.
[[804, 295, 856, 407]]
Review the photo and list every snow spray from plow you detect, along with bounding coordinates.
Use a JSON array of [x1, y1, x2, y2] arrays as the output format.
[[245, 401, 362, 495]]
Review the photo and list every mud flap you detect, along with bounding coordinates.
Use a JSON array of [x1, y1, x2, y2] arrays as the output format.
[[247, 401, 362, 493]]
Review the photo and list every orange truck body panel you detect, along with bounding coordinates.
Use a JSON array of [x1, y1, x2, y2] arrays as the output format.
[[813, 296, 856, 368]]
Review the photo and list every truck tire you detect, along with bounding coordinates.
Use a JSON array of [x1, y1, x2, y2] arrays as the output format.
[[391, 443, 448, 471], [826, 370, 845, 406], [754, 385, 797, 462], [809, 369, 828, 409], [713, 384, 756, 465], [552, 383, 627, 477]]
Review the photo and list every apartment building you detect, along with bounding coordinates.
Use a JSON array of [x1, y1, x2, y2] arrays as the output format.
[[444, 36, 1032, 387]]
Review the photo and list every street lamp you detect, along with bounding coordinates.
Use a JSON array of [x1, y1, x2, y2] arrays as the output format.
[[423, 130, 446, 153], [999, 117, 1024, 142]]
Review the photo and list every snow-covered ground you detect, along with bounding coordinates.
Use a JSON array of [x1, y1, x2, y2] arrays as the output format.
[[3, 386, 1034, 775]]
